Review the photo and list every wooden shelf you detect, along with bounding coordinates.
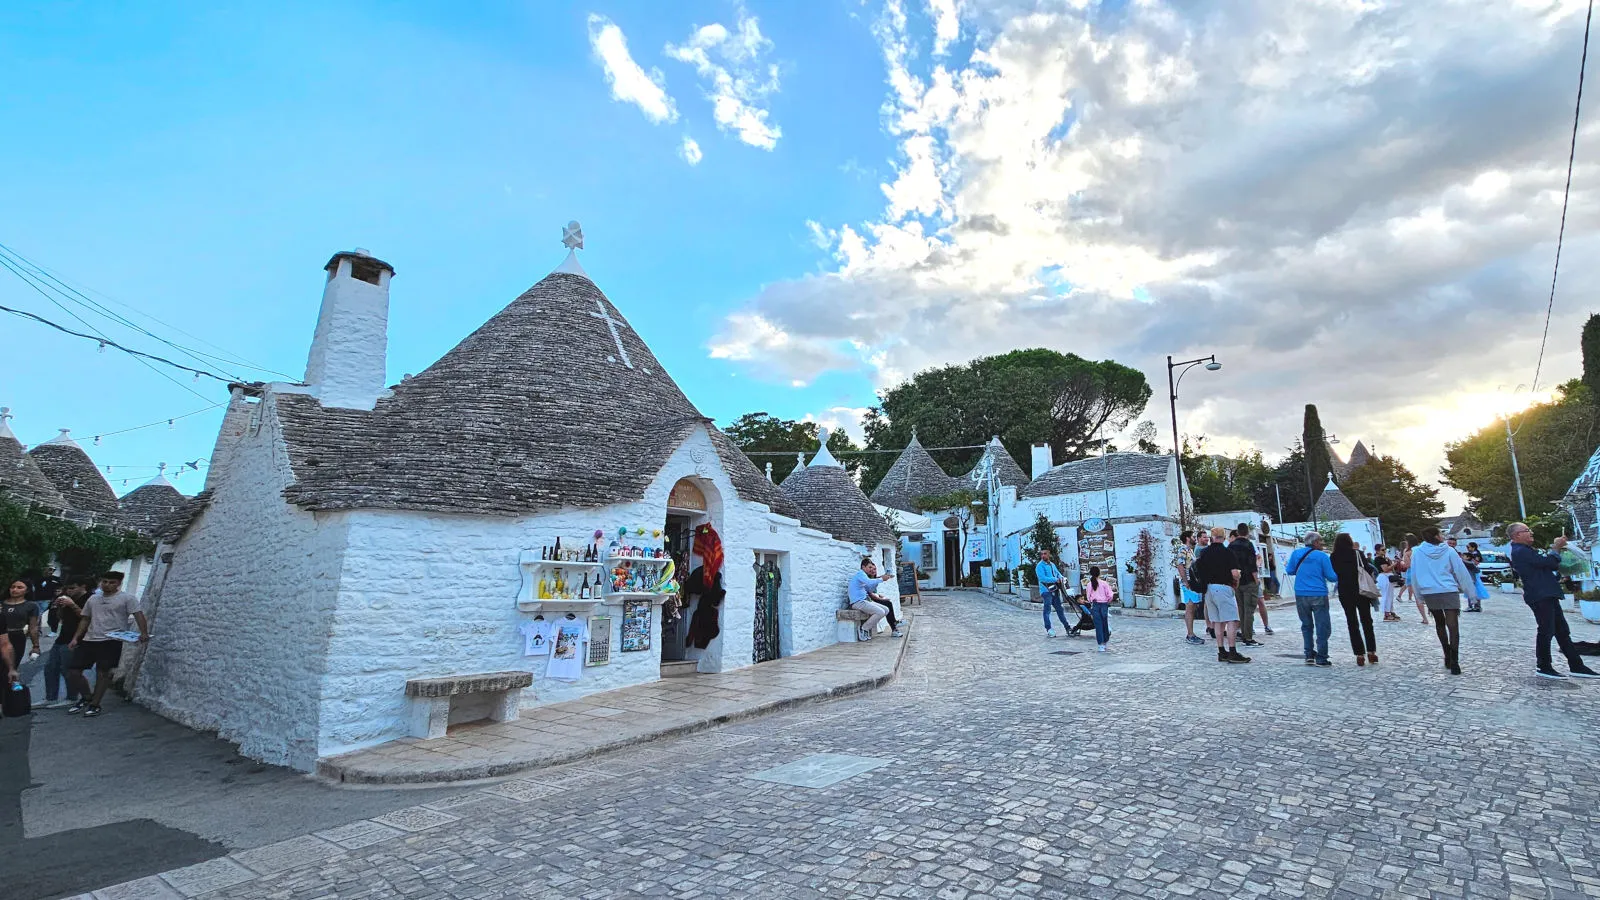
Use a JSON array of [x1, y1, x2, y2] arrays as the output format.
[[518, 599, 603, 612], [518, 550, 602, 568]]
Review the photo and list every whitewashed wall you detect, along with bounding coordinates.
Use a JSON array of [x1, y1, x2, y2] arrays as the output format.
[[135, 398, 349, 771]]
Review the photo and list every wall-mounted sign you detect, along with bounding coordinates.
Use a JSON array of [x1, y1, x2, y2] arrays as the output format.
[[668, 479, 707, 512], [942, 516, 961, 530], [1083, 517, 1107, 533], [967, 535, 989, 562]]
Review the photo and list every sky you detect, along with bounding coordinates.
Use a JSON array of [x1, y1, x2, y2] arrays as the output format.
[[1, 0, 1595, 511]]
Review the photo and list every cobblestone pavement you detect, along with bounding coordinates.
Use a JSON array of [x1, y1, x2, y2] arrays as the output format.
[[87, 591, 1600, 899]]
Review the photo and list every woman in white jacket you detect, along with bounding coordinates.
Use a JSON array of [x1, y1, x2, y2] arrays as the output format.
[[1405, 526, 1477, 675]]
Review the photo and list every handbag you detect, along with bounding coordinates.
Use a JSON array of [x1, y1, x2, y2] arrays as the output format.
[[2, 682, 30, 718], [1357, 565, 1379, 601]]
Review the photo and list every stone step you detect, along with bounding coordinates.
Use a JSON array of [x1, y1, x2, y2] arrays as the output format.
[[660, 660, 699, 678]]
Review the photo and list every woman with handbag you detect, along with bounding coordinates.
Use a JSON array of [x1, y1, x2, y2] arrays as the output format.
[[1330, 534, 1379, 665], [1374, 546, 1398, 621]]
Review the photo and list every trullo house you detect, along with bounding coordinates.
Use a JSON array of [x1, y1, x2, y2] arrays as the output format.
[[134, 228, 897, 771]]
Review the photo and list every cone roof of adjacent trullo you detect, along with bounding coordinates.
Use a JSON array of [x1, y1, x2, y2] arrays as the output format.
[[274, 248, 799, 519], [117, 474, 191, 539], [780, 431, 894, 546], [0, 416, 72, 513], [869, 433, 963, 513], [963, 436, 1031, 489], [1314, 475, 1365, 521], [27, 429, 118, 519]]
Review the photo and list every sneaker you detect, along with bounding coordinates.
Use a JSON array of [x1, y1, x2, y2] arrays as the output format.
[[1097, 645, 1107, 652], [890, 628, 905, 638], [1567, 665, 1600, 679], [1241, 639, 1261, 647], [1217, 649, 1229, 663], [1304, 658, 1316, 666], [1536, 668, 1567, 679], [1315, 660, 1333, 668], [1227, 650, 1252, 663], [1046, 629, 1056, 638], [1185, 635, 1204, 645], [67, 702, 88, 714], [83, 706, 102, 718], [1263, 627, 1274, 635]]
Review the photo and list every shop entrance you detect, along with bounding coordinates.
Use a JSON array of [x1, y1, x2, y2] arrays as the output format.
[[943, 531, 960, 587], [752, 551, 785, 663], [661, 512, 695, 663]]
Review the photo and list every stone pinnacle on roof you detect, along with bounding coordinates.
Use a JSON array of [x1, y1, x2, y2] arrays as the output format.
[[552, 220, 588, 278], [809, 428, 842, 468]]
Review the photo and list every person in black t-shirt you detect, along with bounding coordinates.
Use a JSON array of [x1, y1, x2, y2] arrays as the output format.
[[42, 580, 90, 706], [1195, 527, 1250, 664], [1229, 524, 1263, 647]]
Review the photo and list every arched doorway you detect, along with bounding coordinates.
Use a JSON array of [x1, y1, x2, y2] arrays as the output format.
[[662, 478, 718, 671]]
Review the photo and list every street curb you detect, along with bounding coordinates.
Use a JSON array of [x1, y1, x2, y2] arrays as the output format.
[[316, 615, 915, 787]]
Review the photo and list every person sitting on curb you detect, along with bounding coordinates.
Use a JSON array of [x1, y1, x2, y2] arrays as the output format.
[[847, 558, 902, 641], [1287, 532, 1338, 668]]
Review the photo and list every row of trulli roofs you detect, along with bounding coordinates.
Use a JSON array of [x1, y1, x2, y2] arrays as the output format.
[[0, 415, 194, 542]]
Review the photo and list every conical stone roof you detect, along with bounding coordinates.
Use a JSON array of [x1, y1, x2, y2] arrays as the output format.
[[118, 475, 190, 538], [1314, 477, 1365, 521], [0, 420, 71, 513], [964, 437, 1030, 490], [1346, 440, 1373, 470], [869, 434, 962, 513], [780, 435, 894, 546], [276, 271, 798, 519], [28, 430, 118, 519]]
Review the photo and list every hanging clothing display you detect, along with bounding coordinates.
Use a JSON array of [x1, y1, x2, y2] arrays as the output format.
[[518, 618, 553, 656], [546, 617, 589, 680], [693, 524, 724, 581], [753, 558, 782, 664], [685, 566, 726, 650]]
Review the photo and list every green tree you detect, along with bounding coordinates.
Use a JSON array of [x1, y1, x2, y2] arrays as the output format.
[[1255, 445, 1312, 524], [1584, 314, 1600, 403], [859, 348, 1151, 493], [723, 412, 862, 482], [1180, 437, 1276, 514], [1303, 405, 1332, 500], [1018, 512, 1061, 586], [1442, 380, 1600, 523], [0, 500, 153, 581], [1339, 454, 1445, 545]]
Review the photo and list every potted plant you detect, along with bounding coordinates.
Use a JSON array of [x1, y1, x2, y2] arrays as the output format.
[[1581, 588, 1600, 624], [1020, 512, 1060, 604], [994, 567, 1012, 594]]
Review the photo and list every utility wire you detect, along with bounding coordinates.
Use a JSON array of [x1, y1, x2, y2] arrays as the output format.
[[0, 299, 235, 385], [744, 443, 990, 456], [88, 404, 225, 443], [1532, 0, 1593, 393], [0, 241, 296, 380]]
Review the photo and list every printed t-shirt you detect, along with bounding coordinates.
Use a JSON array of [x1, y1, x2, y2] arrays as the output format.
[[518, 619, 553, 656], [82, 590, 140, 642], [1, 601, 37, 634], [546, 618, 589, 681]]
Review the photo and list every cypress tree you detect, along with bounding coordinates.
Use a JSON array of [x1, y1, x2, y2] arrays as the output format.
[[1303, 404, 1332, 503], [1582, 314, 1600, 402]]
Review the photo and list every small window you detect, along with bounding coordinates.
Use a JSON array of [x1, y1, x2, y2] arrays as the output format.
[[349, 257, 384, 285]]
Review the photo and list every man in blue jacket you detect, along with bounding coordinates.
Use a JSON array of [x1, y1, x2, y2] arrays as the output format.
[[1507, 523, 1599, 679], [1286, 532, 1339, 667]]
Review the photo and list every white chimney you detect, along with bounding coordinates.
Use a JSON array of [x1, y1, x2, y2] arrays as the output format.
[[303, 249, 393, 410], [1031, 442, 1054, 479]]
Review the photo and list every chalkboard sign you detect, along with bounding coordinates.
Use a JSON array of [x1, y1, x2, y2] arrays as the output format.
[[897, 561, 919, 596]]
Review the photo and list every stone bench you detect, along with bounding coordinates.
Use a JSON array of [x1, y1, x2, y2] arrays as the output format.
[[837, 607, 883, 643], [406, 671, 533, 740]]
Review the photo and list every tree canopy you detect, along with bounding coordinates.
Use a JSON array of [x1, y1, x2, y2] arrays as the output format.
[[0, 500, 153, 582], [1303, 405, 1332, 500], [1339, 454, 1445, 545], [859, 348, 1151, 493], [1442, 380, 1600, 523], [1180, 437, 1276, 515], [723, 413, 862, 483]]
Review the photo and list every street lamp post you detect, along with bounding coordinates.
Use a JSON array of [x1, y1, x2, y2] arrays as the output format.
[[1498, 384, 1531, 520], [1166, 354, 1222, 532]]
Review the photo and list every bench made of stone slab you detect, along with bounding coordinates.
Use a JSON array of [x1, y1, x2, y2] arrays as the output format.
[[836, 607, 890, 642], [406, 670, 533, 740]]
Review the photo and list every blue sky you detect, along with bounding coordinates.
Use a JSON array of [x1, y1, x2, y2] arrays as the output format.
[[3, 0, 1595, 505], [1, 1, 905, 493]]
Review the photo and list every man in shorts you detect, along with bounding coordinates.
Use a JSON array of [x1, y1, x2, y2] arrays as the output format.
[[1230, 523, 1264, 647], [1195, 526, 1250, 663], [67, 571, 149, 718]]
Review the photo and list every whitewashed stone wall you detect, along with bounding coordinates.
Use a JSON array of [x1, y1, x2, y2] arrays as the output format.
[[135, 398, 349, 771]]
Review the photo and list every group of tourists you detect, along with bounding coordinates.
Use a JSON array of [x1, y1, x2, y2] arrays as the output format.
[[1172, 524, 1272, 663], [2, 568, 149, 718]]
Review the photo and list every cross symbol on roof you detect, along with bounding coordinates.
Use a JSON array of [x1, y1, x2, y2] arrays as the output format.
[[589, 298, 634, 369]]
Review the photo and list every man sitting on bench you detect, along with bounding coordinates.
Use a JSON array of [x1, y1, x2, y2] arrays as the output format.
[[848, 558, 903, 641]]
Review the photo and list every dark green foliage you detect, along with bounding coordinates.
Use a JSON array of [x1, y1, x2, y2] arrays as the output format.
[[1303, 405, 1332, 500], [1442, 380, 1600, 523], [1019, 511, 1062, 585], [1583, 314, 1600, 403], [0, 499, 153, 582], [1256, 446, 1312, 524], [1340, 454, 1446, 545], [723, 412, 862, 482], [859, 349, 1151, 494], [1180, 437, 1276, 515]]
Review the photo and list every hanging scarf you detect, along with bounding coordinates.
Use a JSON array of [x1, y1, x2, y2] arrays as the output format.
[[693, 523, 724, 581]]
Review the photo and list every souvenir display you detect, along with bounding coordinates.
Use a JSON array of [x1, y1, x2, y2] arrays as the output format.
[[546, 615, 588, 680], [621, 599, 651, 652], [586, 616, 612, 666], [518, 616, 553, 656]]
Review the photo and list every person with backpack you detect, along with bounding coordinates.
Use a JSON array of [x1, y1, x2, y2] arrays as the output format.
[[1287, 532, 1338, 667], [1180, 531, 1212, 646], [1330, 534, 1379, 666]]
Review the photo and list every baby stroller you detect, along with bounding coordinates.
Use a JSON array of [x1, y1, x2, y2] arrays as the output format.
[[1059, 590, 1096, 637]]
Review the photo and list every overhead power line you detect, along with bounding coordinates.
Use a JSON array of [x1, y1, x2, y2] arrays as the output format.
[[1532, 0, 1593, 392], [0, 299, 236, 385]]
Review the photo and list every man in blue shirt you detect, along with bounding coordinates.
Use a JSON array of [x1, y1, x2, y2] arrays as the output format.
[[848, 558, 902, 641], [1507, 523, 1598, 679], [1035, 549, 1072, 637], [1286, 532, 1339, 667]]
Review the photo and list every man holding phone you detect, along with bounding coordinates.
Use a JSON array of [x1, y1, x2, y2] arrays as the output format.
[[1507, 524, 1599, 680]]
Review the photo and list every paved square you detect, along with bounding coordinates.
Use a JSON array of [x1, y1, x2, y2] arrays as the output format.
[[746, 753, 893, 788]]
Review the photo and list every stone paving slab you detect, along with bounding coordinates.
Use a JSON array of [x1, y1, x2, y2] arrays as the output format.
[[315, 612, 914, 785]]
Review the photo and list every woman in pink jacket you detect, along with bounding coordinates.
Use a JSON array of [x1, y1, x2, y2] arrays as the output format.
[[1084, 565, 1115, 652]]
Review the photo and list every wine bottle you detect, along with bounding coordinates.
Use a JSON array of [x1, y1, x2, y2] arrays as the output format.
[[579, 574, 591, 600], [554, 537, 562, 561]]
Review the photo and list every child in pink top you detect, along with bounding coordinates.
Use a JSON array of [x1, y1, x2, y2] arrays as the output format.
[[1084, 566, 1113, 651]]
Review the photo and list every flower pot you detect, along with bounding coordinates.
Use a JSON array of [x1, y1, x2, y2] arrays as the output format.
[[1580, 599, 1600, 624], [1499, 582, 1518, 594], [1135, 593, 1155, 610]]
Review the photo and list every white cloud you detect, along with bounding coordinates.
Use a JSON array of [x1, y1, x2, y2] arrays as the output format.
[[928, 0, 961, 56], [666, 9, 783, 149], [588, 14, 678, 124], [680, 136, 703, 165], [710, 0, 1600, 497]]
